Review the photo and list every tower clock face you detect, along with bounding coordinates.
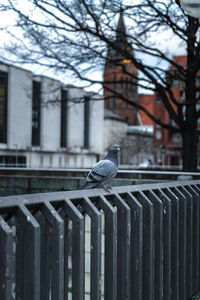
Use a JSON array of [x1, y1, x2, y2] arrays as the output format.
[[123, 58, 131, 64]]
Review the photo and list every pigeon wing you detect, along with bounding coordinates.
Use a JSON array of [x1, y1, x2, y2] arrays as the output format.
[[86, 159, 117, 186]]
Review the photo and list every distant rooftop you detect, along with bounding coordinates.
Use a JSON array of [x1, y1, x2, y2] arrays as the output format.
[[104, 109, 128, 122]]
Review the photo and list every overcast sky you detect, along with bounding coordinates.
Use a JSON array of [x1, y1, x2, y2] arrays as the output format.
[[0, 0, 187, 94]]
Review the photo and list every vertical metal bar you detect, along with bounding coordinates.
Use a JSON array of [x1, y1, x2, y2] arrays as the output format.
[[82, 197, 102, 300], [16, 209, 24, 300], [36, 210, 51, 300], [124, 192, 143, 300], [192, 184, 200, 290], [58, 208, 70, 300], [0, 216, 13, 300], [185, 185, 199, 293], [62, 198, 85, 300], [16, 205, 40, 300], [185, 185, 200, 291], [94, 195, 117, 300], [144, 190, 163, 300], [72, 215, 84, 300], [163, 188, 180, 300], [106, 194, 131, 300], [171, 186, 187, 300], [133, 191, 154, 300], [154, 189, 171, 300], [179, 186, 193, 299], [41, 202, 65, 300]]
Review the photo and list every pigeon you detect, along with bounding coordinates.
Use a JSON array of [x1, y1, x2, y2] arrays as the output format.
[[81, 144, 120, 192]]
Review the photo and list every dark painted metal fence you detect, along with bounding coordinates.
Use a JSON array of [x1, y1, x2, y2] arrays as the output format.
[[0, 180, 200, 300]]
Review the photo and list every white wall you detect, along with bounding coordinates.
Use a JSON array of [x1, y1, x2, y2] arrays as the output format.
[[7, 66, 32, 149], [89, 94, 104, 154], [40, 77, 61, 151], [67, 89, 104, 154], [67, 87, 85, 149], [104, 118, 128, 150]]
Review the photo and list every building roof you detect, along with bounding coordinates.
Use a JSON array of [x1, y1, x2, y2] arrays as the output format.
[[138, 94, 155, 126], [104, 108, 128, 122], [116, 10, 127, 46]]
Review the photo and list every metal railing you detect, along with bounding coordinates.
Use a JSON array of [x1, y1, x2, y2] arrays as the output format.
[[0, 180, 200, 300]]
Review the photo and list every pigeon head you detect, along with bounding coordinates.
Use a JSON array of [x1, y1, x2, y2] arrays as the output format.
[[108, 144, 120, 153], [104, 144, 120, 165]]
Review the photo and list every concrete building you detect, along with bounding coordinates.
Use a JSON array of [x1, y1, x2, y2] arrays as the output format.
[[0, 62, 104, 168], [104, 108, 128, 150], [104, 108, 153, 166]]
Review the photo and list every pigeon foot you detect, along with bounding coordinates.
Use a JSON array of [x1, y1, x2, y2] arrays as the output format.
[[103, 185, 112, 193]]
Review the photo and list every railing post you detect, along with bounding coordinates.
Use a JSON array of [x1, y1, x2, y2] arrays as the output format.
[[82, 197, 102, 300], [16, 205, 40, 300], [0, 216, 13, 300]]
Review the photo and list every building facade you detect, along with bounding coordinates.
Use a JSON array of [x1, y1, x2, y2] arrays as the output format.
[[104, 11, 139, 125], [0, 62, 104, 168], [153, 55, 200, 167]]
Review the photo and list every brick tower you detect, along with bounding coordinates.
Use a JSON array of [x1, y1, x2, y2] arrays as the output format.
[[104, 11, 139, 125]]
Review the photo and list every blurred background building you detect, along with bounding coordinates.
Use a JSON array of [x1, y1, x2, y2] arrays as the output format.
[[0, 62, 104, 168]]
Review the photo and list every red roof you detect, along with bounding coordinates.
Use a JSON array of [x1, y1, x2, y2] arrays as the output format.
[[138, 94, 155, 126]]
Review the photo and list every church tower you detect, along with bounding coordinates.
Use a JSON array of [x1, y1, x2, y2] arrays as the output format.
[[104, 11, 138, 125]]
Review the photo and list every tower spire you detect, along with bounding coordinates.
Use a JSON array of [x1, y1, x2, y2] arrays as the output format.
[[116, 8, 127, 44]]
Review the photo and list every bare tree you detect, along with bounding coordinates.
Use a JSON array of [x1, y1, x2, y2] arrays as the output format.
[[0, 0, 200, 171]]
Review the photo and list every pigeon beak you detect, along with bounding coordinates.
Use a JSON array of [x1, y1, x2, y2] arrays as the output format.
[[117, 147, 120, 152]]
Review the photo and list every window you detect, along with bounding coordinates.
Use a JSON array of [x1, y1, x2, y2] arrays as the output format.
[[0, 155, 26, 167], [60, 89, 68, 147], [156, 130, 162, 140], [180, 90, 185, 100], [0, 71, 8, 143], [155, 98, 161, 103], [84, 98, 90, 148], [32, 81, 41, 146], [196, 90, 200, 99], [196, 76, 200, 86], [169, 118, 176, 126], [171, 132, 182, 143], [196, 103, 200, 124], [125, 116, 129, 122], [179, 79, 185, 88], [172, 79, 178, 87], [156, 121, 161, 128]]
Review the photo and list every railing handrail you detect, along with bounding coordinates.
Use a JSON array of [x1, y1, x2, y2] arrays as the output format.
[[0, 166, 200, 176], [0, 179, 199, 204]]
